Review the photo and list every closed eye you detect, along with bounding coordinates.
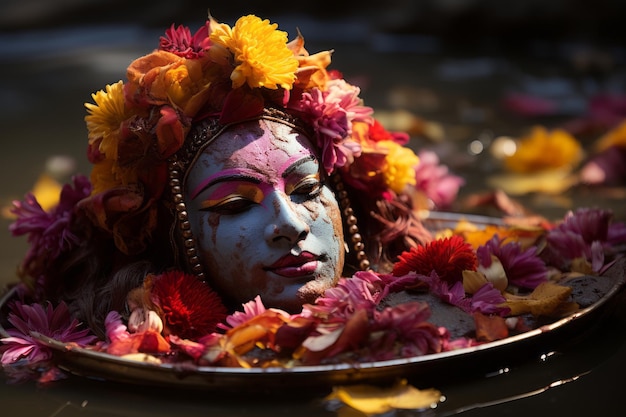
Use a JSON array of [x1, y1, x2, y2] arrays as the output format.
[[288, 174, 324, 200], [200, 195, 257, 214]]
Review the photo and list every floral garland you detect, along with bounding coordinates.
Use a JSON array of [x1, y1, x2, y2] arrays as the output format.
[[78, 14, 460, 255]]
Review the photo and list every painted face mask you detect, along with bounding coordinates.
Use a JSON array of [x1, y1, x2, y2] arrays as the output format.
[[182, 117, 345, 312]]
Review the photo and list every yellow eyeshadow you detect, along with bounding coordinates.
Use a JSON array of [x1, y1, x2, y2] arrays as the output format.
[[285, 173, 320, 195], [199, 184, 264, 210]]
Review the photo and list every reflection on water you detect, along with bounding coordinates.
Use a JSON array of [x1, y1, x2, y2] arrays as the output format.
[[2, 14, 626, 417]]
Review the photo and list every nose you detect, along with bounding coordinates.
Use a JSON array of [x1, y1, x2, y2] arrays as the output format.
[[264, 191, 310, 246]]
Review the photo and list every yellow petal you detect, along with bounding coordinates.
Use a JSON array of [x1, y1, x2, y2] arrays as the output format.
[[31, 174, 63, 212], [327, 379, 442, 415], [487, 167, 578, 195], [120, 353, 162, 364]]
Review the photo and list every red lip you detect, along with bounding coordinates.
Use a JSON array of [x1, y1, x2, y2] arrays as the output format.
[[265, 251, 319, 277]]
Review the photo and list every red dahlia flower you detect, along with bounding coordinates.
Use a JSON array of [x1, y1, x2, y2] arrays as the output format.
[[146, 271, 228, 340], [392, 235, 477, 283], [159, 22, 210, 59]]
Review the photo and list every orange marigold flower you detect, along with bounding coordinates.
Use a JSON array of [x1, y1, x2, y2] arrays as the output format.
[[287, 32, 332, 91], [504, 126, 583, 173], [126, 50, 213, 117], [593, 119, 626, 152], [392, 235, 477, 283]]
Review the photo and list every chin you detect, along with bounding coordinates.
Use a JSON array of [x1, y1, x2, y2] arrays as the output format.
[[296, 278, 333, 305]]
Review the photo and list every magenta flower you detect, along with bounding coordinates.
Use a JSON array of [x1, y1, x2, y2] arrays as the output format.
[[414, 150, 465, 209], [364, 301, 442, 361], [294, 79, 372, 174], [416, 271, 508, 316], [306, 270, 387, 320], [478, 235, 547, 289], [1, 301, 97, 368], [159, 22, 210, 59], [420, 271, 467, 306], [218, 295, 269, 330], [301, 270, 443, 362], [544, 208, 625, 272], [10, 175, 92, 278]]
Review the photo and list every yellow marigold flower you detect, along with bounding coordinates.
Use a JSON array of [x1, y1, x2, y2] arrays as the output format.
[[90, 156, 122, 195], [84, 81, 129, 160], [594, 120, 626, 152], [505, 126, 583, 173], [210, 15, 298, 90], [380, 140, 419, 193]]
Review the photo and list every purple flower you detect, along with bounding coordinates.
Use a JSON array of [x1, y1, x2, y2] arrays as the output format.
[[414, 150, 465, 209], [478, 235, 547, 289], [295, 80, 372, 174], [580, 145, 626, 186], [544, 208, 625, 272], [10, 175, 92, 278], [470, 283, 510, 316], [418, 271, 509, 316], [1, 301, 98, 368], [420, 272, 468, 307]]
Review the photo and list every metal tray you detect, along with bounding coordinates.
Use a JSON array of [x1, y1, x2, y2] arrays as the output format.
[[1, 212, 624, 392]]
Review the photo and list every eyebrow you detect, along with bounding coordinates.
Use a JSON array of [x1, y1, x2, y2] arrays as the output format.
[[281, 155, 317, 179], [190, 168, 262, 200]]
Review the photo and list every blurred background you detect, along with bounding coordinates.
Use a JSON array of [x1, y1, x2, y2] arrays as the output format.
[[1, 1, 626, 416]]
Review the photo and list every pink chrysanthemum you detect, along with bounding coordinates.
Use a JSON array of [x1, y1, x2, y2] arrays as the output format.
[[218, 295, 269, 330], [10, 175, 92, 278], [414, 150, 465, 209], [365, 301, 442, 361], [294, 80, 372, 174], [1, 301, 97, 368], [478, 235, 547, 289], [159, 22, 210, 59], [306, 270, 387, 320], [392, 235, 477, 283]]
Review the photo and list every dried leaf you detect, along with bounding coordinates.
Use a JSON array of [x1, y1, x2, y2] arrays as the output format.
[[504, 282, 573, 317], [462, 270, 489, 294], [327, 379, 442, 415]]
